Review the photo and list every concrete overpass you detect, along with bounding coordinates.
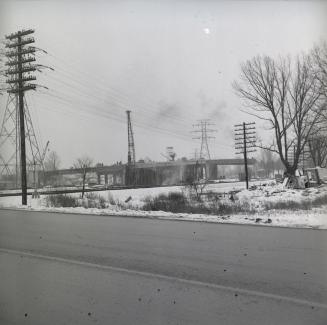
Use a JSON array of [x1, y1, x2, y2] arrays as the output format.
[[41, 158, 256, 187]]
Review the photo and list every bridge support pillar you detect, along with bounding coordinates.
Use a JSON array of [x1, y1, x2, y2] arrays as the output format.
[[206, 162, 217, 180]]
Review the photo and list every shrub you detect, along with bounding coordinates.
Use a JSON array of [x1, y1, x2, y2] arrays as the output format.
[[263, 200, 312, 211], [85, 192, 99, 200], [107, 192, 118, 205], [143, 192, 188, 213], [142, 191, 256, 215], [45, 192, 109, 209], [311, 194, 327, 207], [45, 194, 79, 208], [98, 196, 107, 209], [183, 179, 208, 202], [214, 201, 256, 215], [86, 192, 108, 209]]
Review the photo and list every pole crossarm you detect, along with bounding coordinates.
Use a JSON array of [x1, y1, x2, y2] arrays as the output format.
[[6, 38, 35, 48], [235, 137, 256, 141], [234, 132, 256, 136], [5, 29, 35, 40], [7, 76, 36, 84], [6, 48, 36, 58], [236, 150, 257, 155], [6, 65, 36, 74], [234, 122, 255, 127], [7, 84, 36, 93]]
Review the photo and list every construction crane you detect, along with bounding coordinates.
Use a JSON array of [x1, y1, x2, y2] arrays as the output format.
[[31, 140, 49, 198], [40, 140, 50, 168]]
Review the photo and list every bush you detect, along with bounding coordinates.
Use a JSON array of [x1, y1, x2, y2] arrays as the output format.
[[107, 192, 117, 205], [45, 194, 79, 208], [142, 191, 256, 215], [85, 192, 99, 200], [263, 193, 327, 210], [183, 179, 208, 202], [86, 192, 107, 209], [263, 200, 312, 210], [213, 201, 256, 215], [45, 192, 108, 209], [143, 192, 188, 213], [98, 196, 107, 209], [311, 194, 327, 207]]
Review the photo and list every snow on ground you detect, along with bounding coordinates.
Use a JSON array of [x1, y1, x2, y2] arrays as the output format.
[[235, 183, 327, 210], [92, 180, 272, 207], [0, 180, 326, 229]]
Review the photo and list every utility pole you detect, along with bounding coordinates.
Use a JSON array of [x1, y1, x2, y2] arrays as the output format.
[[235, 122, 256, 189], [126, 110, 136, 186], [1, 30, 50, 202], [5, 30, 36, 205]]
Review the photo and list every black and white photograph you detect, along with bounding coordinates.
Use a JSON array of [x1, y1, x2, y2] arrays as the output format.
[[0, 0, 327, 324]]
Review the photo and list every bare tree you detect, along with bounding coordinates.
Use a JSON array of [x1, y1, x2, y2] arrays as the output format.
[[308, 136, 327, 168], [312, 42, 327, 98], [44, 151, 61, 171], [185, 161, 207, 201], [233, 54, 325, 176], [309, 43, 327, 167], [73, 156, 93, 198]]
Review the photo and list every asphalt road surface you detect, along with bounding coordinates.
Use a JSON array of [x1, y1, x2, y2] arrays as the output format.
[[0, 208, 326, 324]]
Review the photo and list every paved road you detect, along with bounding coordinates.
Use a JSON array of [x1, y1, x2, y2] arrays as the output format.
[[0, 208, 326, 324]]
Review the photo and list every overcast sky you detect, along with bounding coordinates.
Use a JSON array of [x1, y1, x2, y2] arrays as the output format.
[[1, 0, 326, 167]]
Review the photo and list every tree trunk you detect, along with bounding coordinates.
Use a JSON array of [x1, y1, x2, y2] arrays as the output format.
[[284, 163, 298, 177]]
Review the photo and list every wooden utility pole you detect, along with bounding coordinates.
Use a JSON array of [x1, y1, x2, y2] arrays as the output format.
[[5, 29, 36, 205], [235, 122, 256, 189], [243, 123, 249, 189]]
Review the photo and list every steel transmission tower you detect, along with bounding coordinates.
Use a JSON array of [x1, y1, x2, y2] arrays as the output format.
[[192, 120, 216, 160], [0, 29, 44, 204], [126, 110, 136, 186]]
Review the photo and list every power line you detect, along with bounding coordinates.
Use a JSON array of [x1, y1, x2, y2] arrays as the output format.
[[39, 49, 203, 125], [43, 64, 200, 131], [35, 83, 233, 152], [37, 90, 196, 143], [38, 67, 200, 140], [27, 43, 233, 157]]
